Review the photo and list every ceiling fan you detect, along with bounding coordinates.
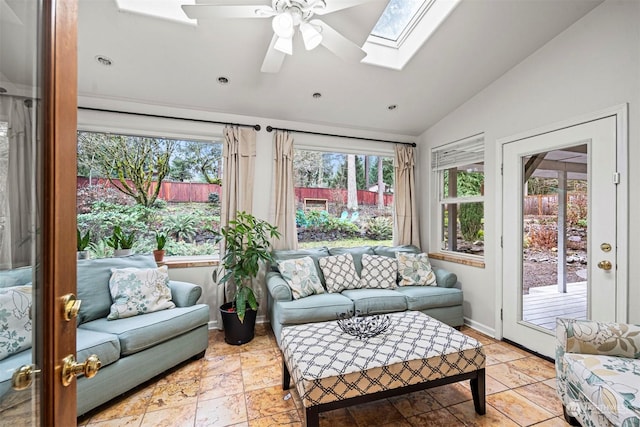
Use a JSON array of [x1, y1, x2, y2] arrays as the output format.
[[182, 0, 381, 73]]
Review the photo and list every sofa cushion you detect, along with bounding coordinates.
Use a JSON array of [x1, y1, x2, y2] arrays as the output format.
[[397, 252, 436, 286], [0, 267, 32, 288], [77, 254, 158, 324], [276, 293, 353, 326], [76, 328, 120, 368], [360, 254, 397, 289], [564, 353, 640, 426], [327, 246, 374, 276], [341, 289, 407, 315], [272, 247, 330, 284], [372, 245, 420, 258], [393, 286, 463, 310], [0, 285, 32, 361], [79, 304, 209, 356], [107, 266, 175, 320], [319, 254, 362, 293], [277, 257, 325, 300]]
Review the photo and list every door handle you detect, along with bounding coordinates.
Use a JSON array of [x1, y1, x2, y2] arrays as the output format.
[[597, 260, 612, 271], [11, 365, 41, 390], [62, 294, 81, 321], [61, 354, 101, 386]]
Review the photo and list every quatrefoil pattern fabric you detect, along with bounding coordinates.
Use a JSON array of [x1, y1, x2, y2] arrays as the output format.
[[318, 253, 362, 293], [281, 311, 485, 408], [359, 254, 397, 289]]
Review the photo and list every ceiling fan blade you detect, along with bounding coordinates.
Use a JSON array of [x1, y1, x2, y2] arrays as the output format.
[[313, 0, 383, 15], [261, 34, 287, 73], [181, 5, 274, 19], [311, 19, 366, 62]]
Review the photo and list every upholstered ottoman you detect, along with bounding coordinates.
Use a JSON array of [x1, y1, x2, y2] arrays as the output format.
[[281, 311, 486, 427]]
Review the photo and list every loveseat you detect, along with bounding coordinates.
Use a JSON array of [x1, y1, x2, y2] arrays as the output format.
[[266, 245, 462, 346], [556, 318, 640, 426], [0, 254, 210, 416]]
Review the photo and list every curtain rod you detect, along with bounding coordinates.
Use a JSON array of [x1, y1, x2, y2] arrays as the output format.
[[78, 107, 261, 131], [266, 125, 416, 147]]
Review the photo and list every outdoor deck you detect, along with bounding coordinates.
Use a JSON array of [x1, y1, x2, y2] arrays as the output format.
[[523, 282, 587, 330]]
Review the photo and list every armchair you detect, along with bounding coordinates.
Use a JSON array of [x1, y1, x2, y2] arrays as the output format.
[[555, 318, 640, 426]]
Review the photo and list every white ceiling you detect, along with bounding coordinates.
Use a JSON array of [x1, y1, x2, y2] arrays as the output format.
[[71, 0, 601, 136]]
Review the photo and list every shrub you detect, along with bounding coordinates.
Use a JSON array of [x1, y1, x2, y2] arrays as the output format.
[[208, 192, 220, 204], [459, 202, 483, 241], [528, 224, 557, 249], [295, 209, 307, 227], [163, 214, 198, 242], [365, 217, 393, 240], [321, 217, 359, 235]]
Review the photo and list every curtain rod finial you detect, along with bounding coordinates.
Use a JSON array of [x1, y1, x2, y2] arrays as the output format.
[[254, 124, 261, 131], [266, 126, 274, 132]]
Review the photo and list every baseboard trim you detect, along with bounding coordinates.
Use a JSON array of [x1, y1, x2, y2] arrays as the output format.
[[463, 317, 496, 338]]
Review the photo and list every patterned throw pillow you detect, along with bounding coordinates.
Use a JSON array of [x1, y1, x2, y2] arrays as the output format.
[[396, 252, 436, 286], [277, 257, 325, 300], [360, 254, 397, 289], [107, 266, 175, 320], [319, 253, 362, 293], [0, 285, 32, 361]]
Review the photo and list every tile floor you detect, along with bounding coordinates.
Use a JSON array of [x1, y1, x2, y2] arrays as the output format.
[[76, 324, 571, 427]]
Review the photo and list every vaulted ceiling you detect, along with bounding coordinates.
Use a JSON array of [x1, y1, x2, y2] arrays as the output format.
[[8, 0, 605, 136]]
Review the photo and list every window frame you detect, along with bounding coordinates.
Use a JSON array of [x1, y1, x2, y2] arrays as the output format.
[[431, 133, 485, 262]]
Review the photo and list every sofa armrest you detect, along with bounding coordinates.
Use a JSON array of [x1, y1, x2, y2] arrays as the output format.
[[266, 272, 293, 302], [433, 267, 457, 288], [169, 280, 202, 307], [556, 318, 640, 359]]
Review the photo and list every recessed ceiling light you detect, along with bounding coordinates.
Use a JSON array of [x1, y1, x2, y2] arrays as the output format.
[[217, 76, 229, 85], [387, 104, 398, 110], [95, 55, 113, 66], [312, 92, 322, 99]]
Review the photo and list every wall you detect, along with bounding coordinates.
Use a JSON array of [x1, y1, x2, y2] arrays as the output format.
[[418, 0, 640, 334]]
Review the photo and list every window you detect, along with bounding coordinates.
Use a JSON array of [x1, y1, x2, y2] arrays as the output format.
[[432, 134, 484, 257], [76, 130, 222, 258], [370, 0, 428, 43], [293, 149, 394, 248]]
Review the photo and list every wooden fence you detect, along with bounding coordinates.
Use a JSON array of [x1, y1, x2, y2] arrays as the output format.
[[77, 177, 394, 206], [523, 193, 587, 216]]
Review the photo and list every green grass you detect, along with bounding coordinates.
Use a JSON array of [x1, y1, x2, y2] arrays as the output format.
[[298, 238, 392, 249]]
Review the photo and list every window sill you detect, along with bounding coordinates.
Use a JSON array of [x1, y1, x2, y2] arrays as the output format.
[[428, 252, 485, 268], [158, 255, 219, 269]]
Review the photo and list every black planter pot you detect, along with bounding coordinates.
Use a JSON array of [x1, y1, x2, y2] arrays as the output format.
[[219, 302, 257, 345]]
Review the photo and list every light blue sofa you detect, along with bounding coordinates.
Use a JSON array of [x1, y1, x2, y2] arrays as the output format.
[[266, 245, 462, 346], [0, 255, 210, 416]]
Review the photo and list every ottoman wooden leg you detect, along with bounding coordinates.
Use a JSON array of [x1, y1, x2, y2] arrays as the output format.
[[282, 359, 291, 390], [470, 368, 486, 415], [304, 406, 320, 427]]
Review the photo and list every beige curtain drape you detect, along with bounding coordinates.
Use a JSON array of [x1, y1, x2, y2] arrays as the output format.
[[0, 97, 36, 269], [394, 144, 421, 247], [270, 130, 297, 250], [216, 125, 256, 328]]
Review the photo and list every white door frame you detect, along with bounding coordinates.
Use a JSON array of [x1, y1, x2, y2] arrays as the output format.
[[494, 104, 628, 340]]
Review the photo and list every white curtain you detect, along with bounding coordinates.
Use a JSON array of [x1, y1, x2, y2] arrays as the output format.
[[0, 97, 36, 269], [216, 125, 256, 328], [270, 130, 297, 250], [394, 144, 421, 247]]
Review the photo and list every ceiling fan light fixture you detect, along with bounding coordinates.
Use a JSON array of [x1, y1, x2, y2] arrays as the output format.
[[300, 21, 322, 50], [272, 12, 294, 38], [274, 35, 293, 55]]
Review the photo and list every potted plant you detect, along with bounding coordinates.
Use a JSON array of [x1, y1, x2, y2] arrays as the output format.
[[154, 232, 167, 262], [77, 228, 91, 259], [107, 225, 135, 257], [214, 211, 280, 345]]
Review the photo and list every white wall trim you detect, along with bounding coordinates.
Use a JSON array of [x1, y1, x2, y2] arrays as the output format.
[[463, 317, 496, 339], [495, 103, 629, 337]]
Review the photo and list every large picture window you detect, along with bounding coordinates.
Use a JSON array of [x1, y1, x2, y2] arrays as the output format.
[[293, 149, 394, 248], [76, 130, 223, 258], [432, 134, 485, 257]]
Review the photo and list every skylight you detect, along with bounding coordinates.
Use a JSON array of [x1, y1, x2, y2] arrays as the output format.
[[363, 0, 461, 71], [115, 0, 196, 25], [371, 0, 427, 42]]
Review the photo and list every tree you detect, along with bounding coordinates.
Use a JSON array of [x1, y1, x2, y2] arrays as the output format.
[[169, 157, 193, 182], [92, 134, 176, 207], [77, 131, 104, 183], [347, 154, 358, 210], [178, 141, 222, 184], [293, 150, 330, 187], [377, 157, 384, 208]]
